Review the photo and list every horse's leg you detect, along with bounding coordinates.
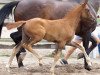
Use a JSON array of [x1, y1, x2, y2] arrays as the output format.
[[67, 41, 92, 68], [6, 42, 22, 68], [10, 31, 26, 67], [78, 36, 97, 58], [80, 32, 92, 70], [16, 47, 26, 67], [86, 37, 97, 55]]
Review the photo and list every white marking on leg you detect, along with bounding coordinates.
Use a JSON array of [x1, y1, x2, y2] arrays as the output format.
[[50, 50, 62, 75]]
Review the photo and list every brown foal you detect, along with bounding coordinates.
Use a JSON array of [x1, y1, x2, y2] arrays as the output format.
[[6, 0, 91, 74]]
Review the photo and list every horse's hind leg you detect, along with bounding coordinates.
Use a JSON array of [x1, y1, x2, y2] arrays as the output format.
[[6, 42, 22, 68], [67, 41, 92, 69]]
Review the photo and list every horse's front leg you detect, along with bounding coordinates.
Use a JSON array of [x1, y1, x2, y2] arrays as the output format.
[[82, 32, 92, 70], [67, 41, 92, 70], [78, 32, 91, 57], [86, 36, 97, 55]]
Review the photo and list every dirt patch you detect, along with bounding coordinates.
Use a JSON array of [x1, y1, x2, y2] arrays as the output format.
[[0, 44, 100, 75], [0, 63, 100, 75]]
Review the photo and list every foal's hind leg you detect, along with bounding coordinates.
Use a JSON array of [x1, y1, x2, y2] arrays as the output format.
[[67, 41, 92, 68], [6, 42, 22, 68], [23, 43, 42, 66], [22, 38, 43, 66]]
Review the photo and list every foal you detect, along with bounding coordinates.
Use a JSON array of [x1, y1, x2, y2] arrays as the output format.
[[6, 0, 91, 74]]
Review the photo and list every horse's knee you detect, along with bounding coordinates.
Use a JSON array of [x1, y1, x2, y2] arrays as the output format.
[[91, 38, 97, 47], [92, 41, 97, 47]]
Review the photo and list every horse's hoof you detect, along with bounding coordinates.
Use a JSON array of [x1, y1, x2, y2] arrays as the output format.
[[84, 65, 92, 71], [77, 53, 84, 59], [18, 62, 24, 68]]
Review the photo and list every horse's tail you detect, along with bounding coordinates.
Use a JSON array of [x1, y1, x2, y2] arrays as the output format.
[[0, 1, 19, 37], [6, 21, 26, 30]]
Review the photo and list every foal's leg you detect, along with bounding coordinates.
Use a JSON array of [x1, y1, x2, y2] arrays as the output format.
[[50, 42, 65, 75], [6, 42, 22, 68], [67, 41, 92, 67], [10, 31, 26, 67], [50, 49, 62, 75], [22, 42, 42, 66]]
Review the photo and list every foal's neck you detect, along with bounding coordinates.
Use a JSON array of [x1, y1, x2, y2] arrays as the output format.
[[63, 4, 86, 30]]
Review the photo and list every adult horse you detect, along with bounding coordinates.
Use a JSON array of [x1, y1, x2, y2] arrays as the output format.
[[0, 0, 99, 70]]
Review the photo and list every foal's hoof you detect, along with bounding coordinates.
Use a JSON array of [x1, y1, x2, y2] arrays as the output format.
[[6, 64, 10, 68], [5, 64, 11, 72], [77, 53, 84, 59]]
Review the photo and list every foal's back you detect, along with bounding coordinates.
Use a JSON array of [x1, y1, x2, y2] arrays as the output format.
[[24, 0, 87, 42]]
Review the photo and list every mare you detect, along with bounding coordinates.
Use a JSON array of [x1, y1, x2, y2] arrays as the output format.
[[0, 0, 100, 70], [6, 0, 91, 75]]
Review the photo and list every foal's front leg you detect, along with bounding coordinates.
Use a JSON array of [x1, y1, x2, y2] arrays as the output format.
[[50, 49, 62, 75]]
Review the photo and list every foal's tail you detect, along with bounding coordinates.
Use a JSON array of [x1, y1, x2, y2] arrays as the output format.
[[6, 21, 26, 30], [0, 1, 19, 37]]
